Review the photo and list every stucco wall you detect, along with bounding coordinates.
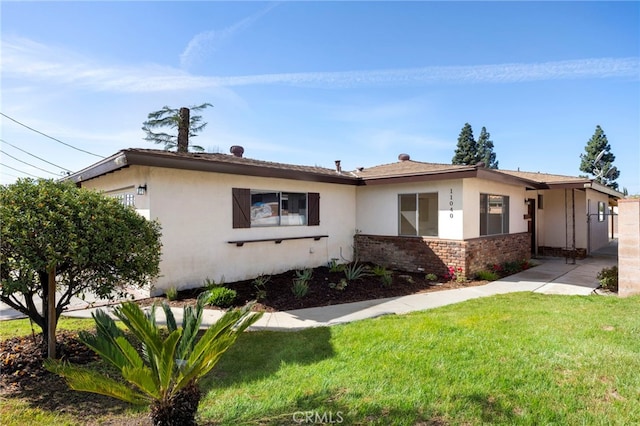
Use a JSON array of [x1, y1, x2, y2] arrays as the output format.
[[84, 166, 356, 295], [356, 178, 527, 240], [618, 198, 640, 297]]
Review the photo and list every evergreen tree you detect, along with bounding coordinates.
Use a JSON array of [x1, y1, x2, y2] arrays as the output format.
[[142, 103, 212, 152], [579, 125, 620, 190], [476, 126, 499, 169], [452, 123, 478, 165]]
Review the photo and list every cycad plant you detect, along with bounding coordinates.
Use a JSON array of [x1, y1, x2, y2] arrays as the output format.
[[45, 294, 262, 425]]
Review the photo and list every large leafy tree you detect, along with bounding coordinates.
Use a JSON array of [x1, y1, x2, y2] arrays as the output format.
[[452, 123, 479, 165], [579, 125, 620, 190], [476, 126, 499, 169], [142, 103, 212, 152], [0, 179, 162, 351], [46, 296, 262, 426]]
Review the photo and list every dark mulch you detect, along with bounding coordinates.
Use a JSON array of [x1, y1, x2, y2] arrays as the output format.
[[138, 264, 489, 312]]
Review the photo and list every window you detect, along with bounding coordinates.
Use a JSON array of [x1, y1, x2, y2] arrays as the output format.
[[398, 193, 438, 236], [113, 193, 135, 207], [480, 194, 509, 235], [598, 201, 606, 222], [232, 188, 320, 228]]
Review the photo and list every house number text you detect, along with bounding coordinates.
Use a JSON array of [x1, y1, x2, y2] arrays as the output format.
[[449, 188, 454, 218]]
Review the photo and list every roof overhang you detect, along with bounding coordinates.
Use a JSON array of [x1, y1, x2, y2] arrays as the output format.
[[67, 149, 360, 186]]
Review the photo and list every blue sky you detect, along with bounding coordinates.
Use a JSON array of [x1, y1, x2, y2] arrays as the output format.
[[2, 1, 639, 193]]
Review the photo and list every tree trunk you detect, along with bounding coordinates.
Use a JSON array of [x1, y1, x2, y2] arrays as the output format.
[[150, 382, 201, 426], [177, 108, 190, 153], [47, 266, 57, 358]]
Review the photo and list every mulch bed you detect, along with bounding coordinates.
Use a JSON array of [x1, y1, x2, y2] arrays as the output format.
[[137, 264, 489, 312]]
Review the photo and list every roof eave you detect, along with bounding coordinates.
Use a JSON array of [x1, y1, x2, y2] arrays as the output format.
[[68, 149, 360, 185]]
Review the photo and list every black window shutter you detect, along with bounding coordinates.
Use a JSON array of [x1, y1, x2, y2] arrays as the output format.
[[232, 188, 250, 228], [308, 192, 320, 226]]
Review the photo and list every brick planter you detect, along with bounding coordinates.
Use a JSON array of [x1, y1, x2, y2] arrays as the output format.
[[354, 233, 530, 278]]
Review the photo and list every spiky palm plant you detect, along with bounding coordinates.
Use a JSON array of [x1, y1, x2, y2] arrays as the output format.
[[45, 294, 261, 425]]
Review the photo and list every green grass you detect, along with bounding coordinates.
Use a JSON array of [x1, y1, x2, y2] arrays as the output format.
[[0, 316, 96, 340], [200, 293, 640, 425], [2, 293, 640, 425]]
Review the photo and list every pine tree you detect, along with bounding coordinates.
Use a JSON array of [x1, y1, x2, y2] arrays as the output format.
[[579, 125, 620, 190], [452, 123, 478, 165], [142, 103, 212, 152], [476, 127, 498, 169]]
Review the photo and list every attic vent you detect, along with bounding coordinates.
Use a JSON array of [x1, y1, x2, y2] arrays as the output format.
[[398, 153, 410, 161], [230, 145, 244, 157]]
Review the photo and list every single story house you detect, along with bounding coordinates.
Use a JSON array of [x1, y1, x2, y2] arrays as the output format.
[[68, 147, 621, 295]]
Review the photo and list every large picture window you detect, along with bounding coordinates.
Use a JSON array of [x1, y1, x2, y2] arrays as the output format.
[[480, 194, 509, 235], [232, 188, 320, 228], [398, 193, 438, 236]]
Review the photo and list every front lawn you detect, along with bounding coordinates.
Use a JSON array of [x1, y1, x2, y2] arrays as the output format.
[[2, 293, 640, 425]]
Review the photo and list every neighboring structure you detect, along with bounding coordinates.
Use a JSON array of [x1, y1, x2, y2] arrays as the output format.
[[68, 148, 622, 295], [618, 198, 640, 297]]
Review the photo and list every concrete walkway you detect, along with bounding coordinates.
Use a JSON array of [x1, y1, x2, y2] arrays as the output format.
[[59, 242, 618, 331]]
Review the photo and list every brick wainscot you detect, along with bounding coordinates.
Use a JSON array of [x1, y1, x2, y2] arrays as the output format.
[[355, 233, 531, 278]]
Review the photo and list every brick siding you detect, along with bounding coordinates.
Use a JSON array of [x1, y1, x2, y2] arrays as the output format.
[[354, 233, 531, 277]]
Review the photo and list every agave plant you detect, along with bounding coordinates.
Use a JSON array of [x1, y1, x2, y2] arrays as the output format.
[[45, 293, 262, 425]]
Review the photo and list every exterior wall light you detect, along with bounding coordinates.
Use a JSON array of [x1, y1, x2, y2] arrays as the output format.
[[137, 184, 147, 195]]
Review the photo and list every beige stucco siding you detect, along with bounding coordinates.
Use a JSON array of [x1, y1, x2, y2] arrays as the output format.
[[356, 178, 527, 240], [83, 166, 356, 294], [356, 180, 464, 239]]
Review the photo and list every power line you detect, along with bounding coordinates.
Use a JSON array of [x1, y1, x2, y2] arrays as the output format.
[[0, 162, 41, 178], [0, 149, 60, 176], [0, 138, 73, 172], [0, 112, 105, 158]]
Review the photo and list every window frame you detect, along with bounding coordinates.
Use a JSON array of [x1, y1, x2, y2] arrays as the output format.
[[232, 188, 320, 228], [480, 193, 510, 236], [398, 192, 439, 237]]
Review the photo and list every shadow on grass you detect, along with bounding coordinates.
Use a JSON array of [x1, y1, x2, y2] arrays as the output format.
[[200, 326, 334, 391], [463, 392, 518, 424]]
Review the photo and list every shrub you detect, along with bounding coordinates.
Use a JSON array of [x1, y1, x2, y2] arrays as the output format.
[[328, 258, 345, 273], [380, 273, 393, 287], [204, 287, 237, 308], [292, 279, 309, 298], [344, 262, 369, 281], [292, 269, 312, 299], [46, 296, 261, 426], [252, 274, 270, 301], [425, 273, 438, 282], [597, 265, 618, 292], [165, 286, 179, 301], [475, 270, 500, 281], [443, 266, 464, 282], [329, 278, 348, 291]]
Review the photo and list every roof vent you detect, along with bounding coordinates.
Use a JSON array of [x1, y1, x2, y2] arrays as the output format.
[[335, 160, 342, 173], [230, 145, 244, 158], [398, 153, 410, 161]]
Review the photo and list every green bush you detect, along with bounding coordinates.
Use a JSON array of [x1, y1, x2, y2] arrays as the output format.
[[204, 287, 237, 308], [328, 259, 345, 273], [475, 270, 500, 281], [344, 262, 369, 281], [425, 273, 438, 282], [597, 265, 618, 292], [165, 286, 179, 301]]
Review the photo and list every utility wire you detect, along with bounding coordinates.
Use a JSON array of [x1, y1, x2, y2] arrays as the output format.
[[0, 112, 105, 158], [0, 149, 60, 176], [0, 138, 73, 172], [0, 162, 41, 178]]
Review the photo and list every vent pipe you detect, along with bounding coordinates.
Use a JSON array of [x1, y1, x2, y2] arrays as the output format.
[[335, 160, 342, 172], [230, 145, 244, 157]]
